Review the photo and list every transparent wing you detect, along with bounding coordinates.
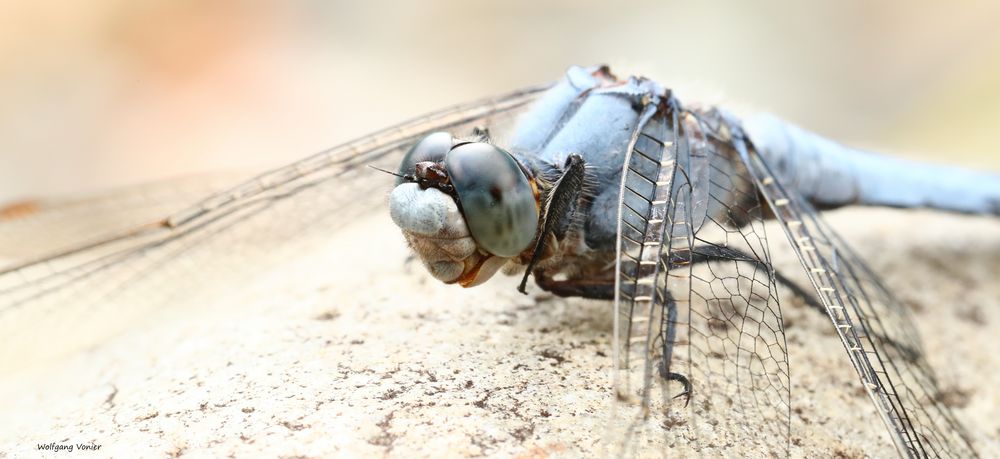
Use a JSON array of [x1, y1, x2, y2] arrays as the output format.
[[736, 124, 978, 457], [611, 103, 790, 456], [0, 83, 548, 371], [0, 173, 245, 267]]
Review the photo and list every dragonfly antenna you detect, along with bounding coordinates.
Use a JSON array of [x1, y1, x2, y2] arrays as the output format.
[[367, 164, 410, 180]]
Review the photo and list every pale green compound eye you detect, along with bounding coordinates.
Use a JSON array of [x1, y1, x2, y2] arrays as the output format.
[[445, 142, 538, 258]]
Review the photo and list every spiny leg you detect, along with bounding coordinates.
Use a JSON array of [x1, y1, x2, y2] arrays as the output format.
[[688, 245, 825, 313], [532, 244, 832, 407], [533, 242, 914, 408], [518, 154, 587, 294], [534, 244, 824, 307], [534, 272, 615, 299], [688, 244, 922, 362], [535, 272, 692, 404], [658, 289, 692, 406]]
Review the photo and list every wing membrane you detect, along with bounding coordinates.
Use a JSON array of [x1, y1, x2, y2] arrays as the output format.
[[0, 84, 549, 371], [612, 102, 790, 456], [0, 173, 245, 266], [736, 123, 977, 457]]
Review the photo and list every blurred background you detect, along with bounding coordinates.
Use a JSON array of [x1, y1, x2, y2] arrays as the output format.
[[1, 0, 999, 203]]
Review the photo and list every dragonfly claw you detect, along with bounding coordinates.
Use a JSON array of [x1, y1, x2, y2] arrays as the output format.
[[658, 362, 692, 407]]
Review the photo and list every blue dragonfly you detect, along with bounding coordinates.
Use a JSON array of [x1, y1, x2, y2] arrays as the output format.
[[2, 65, 996, 457]]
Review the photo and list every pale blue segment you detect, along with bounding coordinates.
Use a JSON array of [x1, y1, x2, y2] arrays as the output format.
[[745, 113, 1000, 215], [507, 65, 603, 153]]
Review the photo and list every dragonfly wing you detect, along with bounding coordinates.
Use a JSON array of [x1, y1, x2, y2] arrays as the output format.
[[611, 103, 790, 456], [0, 84, 548, 371], [736, 124, 978, 457], [0, 173, 246, 267]]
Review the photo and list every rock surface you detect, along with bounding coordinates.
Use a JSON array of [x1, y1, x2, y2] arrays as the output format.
[[1, 207, 998, 458]]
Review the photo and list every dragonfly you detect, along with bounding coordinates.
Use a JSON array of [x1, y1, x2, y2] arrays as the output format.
[[0, 65, 996, 457]]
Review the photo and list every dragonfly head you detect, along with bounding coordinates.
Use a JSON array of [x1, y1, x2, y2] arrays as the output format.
[[389, 132, 540, 287]]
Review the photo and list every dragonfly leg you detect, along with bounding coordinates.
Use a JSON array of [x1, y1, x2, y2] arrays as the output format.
[[659, 289, 692, 406], [533, 272, 615, 299], [660, 370, 692, 407], [536, 271, 691, 405], [685, 245, 824, 313], [518, 154, 588, 294], [685, 245, 923, 362], [536, 245, 820, 306]]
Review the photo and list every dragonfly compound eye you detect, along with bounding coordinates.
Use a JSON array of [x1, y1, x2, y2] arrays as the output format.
[[445, 142, 539, 258], [396, 132, 455, 185]]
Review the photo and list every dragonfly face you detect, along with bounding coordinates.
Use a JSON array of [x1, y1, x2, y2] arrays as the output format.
[[390, 133, 540, 286]]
